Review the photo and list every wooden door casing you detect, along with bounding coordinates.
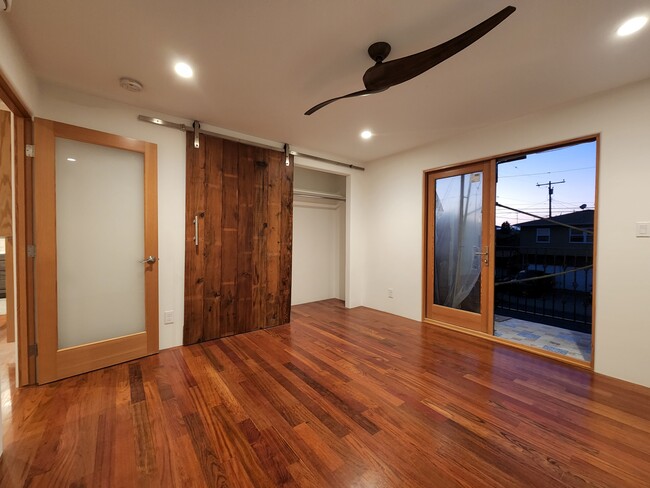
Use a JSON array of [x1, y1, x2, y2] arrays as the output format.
[[33, 119, 159, 383], [0, 109, 11, 237], [184, 133, 293, 344]]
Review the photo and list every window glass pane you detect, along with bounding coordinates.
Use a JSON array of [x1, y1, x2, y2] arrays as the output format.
[[55, 137, 145, 349], [434, 172, 482, 313], [536, 228, 550, 243]]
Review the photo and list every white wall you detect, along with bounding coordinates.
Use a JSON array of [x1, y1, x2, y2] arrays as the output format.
[[292, 200, 345, 305], [362, 78, 650, 388], [0, 16, 39, 113]]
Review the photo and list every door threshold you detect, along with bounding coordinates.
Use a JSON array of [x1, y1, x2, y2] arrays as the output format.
[[423, 317, 592, 370]]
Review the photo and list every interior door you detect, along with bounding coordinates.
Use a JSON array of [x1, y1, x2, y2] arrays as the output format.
[[425, 161, 495, 333], [33, 119, 158, 383]]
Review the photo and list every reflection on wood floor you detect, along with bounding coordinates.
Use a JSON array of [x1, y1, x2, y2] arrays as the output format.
[[1, 299, 649, 487]]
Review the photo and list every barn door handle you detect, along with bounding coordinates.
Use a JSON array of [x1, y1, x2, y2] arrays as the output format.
[[193, 212, 204, 247]]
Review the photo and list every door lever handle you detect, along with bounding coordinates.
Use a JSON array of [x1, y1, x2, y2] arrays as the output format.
[[140, 256, 157, 264], [474, 248, 489, 265]]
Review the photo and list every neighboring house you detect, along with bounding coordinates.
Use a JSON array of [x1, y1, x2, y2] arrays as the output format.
[[502, 210, 594, 293], [518, 210, 594, 259]]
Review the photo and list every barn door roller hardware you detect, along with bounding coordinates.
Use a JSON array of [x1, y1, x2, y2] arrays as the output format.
[[137, 114, 365, 170], [193, 121, 200, 149]]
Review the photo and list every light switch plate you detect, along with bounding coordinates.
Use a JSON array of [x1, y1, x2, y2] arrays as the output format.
[[636, 222, 650, 237], [163, 310, 174, 324]]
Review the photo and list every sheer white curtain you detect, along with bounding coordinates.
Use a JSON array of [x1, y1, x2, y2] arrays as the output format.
[[434, 173, 483, 312]]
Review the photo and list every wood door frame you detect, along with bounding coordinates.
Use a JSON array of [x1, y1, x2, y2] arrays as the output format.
[[422, 135, 599, 369], [33, 119, 158, 383], [424, 160, 495, 333], [0, 70, 35, 386]]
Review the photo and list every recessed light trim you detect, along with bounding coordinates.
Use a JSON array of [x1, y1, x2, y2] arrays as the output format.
[[360, 130, 373, 140], [617, 16, 648, 36], [174, 62, 194, 78]]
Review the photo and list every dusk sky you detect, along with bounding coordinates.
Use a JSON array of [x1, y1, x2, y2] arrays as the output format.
[[495, 141, 597, 225]]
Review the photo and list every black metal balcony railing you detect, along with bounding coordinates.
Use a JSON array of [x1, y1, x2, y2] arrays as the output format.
[[494, 246, 593, 333]]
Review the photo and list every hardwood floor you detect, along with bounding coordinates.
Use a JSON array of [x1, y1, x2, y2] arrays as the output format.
[[1, 299, 649, 487]]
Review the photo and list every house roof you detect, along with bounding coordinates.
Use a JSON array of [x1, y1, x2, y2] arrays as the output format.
[[5, 1, 650, 163], [519, 210, 594, 228]]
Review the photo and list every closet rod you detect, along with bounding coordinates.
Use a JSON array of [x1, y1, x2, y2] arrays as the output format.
[[138, 115, 365, 171], [294, 190, 346, 202]]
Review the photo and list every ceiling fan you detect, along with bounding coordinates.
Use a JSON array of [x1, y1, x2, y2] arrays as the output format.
[[305, 5, 516, 115]]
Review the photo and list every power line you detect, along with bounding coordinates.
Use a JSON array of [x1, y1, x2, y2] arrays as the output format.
[[498, 166, 595, 179]]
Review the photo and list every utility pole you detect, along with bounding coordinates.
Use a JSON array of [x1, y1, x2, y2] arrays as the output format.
[[536, 179, 565, 217]]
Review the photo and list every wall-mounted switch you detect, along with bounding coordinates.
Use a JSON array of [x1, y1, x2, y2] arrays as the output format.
[[636, 222, 650, 237], [164, 310, 174, 324]]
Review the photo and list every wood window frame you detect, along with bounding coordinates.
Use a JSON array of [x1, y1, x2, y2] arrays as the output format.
[[422, 135, 600, 370]]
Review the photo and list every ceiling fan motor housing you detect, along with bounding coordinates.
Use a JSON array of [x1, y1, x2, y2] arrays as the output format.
[[368, 41, 392, 63]]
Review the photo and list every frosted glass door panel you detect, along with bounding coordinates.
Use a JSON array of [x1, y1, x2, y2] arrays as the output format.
[[434, 172, 483, 313], [56, 138, 145, 349]]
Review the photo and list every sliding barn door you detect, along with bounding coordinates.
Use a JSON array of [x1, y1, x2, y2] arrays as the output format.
[[184, 133, 293, 344]]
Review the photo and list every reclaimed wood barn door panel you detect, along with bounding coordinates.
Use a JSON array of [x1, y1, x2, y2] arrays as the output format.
[[184, 133, 293, 344]]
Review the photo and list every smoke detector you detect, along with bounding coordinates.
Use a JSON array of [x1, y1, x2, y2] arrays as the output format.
[[119, 77, 143, 92], [2, 0, 12, 12]]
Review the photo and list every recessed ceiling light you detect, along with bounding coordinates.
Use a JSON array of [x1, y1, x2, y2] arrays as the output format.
[[360, 130, 373, 140], [174, 62, 193, 78], [67, 157, 76, 162], [617, 16, 648, 36]]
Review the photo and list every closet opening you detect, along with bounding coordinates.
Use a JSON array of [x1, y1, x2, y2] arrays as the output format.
[[292, 166, 346, 306]]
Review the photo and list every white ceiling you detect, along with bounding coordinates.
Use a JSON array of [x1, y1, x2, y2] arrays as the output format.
[[5, 0, 650, 163]]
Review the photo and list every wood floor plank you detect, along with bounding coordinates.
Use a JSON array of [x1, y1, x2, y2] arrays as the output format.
[[2, 299, 650, 487]]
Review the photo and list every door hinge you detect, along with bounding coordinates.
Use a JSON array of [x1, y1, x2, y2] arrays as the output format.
[[28, 344, 38, 357], [27, 244, 36, 258], [25, 144, 35, 157]]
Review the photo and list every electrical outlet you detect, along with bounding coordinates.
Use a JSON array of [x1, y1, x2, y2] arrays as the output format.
[[388, 288, 393, 299], [163, 310, 174, 324]]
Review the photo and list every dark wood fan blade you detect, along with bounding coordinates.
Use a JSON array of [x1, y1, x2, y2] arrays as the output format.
[[305, 88, 385, 115], [362, 5, 516, 91]]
